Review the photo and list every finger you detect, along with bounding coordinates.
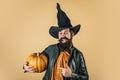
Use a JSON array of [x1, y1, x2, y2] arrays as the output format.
[[23, 64, 28, 68], [25, 67, 32, 71], [66, 65, 72, 71], [28, 68, 35, 71], [62, 69, 67, 77], [24, 64, 33, 69], [25, 67, 35, 72], [28, 66, 34, 69], [24, 66, 34, 71], [24, 62, 28, 65], [66, 65, 70, 68], [23, 64, 28, 69], [24, 69, 35, 73], [62, 71, 65, 76]]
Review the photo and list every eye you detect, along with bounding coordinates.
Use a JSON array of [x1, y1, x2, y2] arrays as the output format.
[[65, 32, 69, 35], [59, 32, 62, 35]]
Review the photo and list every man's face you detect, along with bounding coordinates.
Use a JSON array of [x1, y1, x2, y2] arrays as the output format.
[[58, 28, 73, 44]]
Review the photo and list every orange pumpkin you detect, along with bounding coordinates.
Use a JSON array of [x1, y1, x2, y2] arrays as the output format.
[[26, 53, 48, 72]]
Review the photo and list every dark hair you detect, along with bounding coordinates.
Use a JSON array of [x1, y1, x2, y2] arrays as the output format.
[[70, 29, 74, 35]]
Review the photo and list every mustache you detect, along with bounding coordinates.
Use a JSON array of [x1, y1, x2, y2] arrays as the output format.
[[58, 37, 72, 51], [59, 37, 69, 42]]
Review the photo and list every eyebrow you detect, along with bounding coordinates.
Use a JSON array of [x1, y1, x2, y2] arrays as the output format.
[[65, 30, 69, 32]]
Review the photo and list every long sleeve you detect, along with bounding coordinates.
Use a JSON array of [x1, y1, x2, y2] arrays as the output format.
[[71, 53, 89, 80]]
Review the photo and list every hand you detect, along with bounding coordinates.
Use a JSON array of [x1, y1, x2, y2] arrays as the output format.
[[58, 65, 72, 77], [23, 63, 35, 73]]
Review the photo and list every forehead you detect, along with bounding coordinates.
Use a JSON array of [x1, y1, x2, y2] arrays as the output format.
[[59, 28, 70, 32]]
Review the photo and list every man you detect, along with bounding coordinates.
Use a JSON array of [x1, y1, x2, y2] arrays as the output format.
[[23, 3, 89, 80]]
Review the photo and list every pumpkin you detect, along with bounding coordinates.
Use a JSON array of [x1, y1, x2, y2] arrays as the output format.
[[26, 52, 48, 72]]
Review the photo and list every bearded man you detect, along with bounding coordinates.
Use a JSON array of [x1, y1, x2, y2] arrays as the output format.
[[23, 3, 89, 80]]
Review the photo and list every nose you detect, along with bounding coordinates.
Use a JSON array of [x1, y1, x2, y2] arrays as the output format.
[[61, 33, 65, 37]]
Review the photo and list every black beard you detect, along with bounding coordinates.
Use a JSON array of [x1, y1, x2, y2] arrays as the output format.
[[58, 37, 72, 51]]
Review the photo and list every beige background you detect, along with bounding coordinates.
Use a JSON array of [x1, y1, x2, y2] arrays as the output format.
[[0, 0, 120, 80]]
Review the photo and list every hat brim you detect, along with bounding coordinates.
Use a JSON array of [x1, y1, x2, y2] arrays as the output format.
[[49, 24, 81, 38]]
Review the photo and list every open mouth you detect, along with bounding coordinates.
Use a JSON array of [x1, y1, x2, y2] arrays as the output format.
[[61, 38, 68, 43]]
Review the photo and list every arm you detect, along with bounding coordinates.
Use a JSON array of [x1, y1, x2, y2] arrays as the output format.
[[71, 53, 89, 80]]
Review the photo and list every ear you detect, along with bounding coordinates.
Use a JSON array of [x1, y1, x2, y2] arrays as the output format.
[[71, 33, 74, 37], [70, 29, 75, 38]]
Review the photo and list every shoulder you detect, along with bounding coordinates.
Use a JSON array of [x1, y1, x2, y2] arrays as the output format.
[[72, 46, 84, 58], [72, 47, 86, 62], [43, 44, 58, 52], [46, 44, 57, 49], [72, 46, 82, 54]]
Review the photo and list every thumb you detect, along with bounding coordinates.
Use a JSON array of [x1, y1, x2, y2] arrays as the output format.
[[66, 65, 72, 71], [66, 65, 70, 69]]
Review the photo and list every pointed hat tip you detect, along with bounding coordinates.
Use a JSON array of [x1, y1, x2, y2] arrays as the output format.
[[56, 3, 61, 10]]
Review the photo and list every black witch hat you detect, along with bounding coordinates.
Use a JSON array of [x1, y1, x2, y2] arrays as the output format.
[[49, 3, 81, 38]]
